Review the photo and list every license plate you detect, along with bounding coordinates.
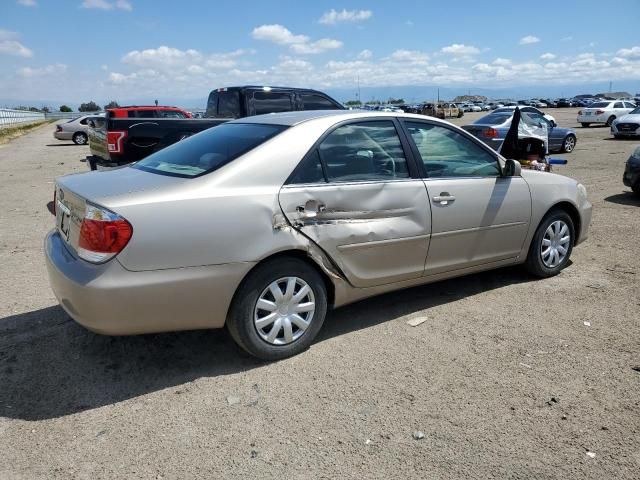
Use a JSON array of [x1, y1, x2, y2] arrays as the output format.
[[586, 112, 592, 116], [56, 200, 71, 242]]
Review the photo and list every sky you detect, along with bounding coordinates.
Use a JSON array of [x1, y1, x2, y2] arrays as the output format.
[[1, 0, 639, 107]]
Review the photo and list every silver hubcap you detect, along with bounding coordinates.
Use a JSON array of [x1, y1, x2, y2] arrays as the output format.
[[564, 137, 575, 151], [254, 277, 315, 346], [541, 220, 570, 268], [75, 134, 86, 144]]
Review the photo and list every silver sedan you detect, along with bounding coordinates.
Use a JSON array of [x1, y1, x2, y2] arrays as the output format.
[[46, 111, 592, 359], [53, 114, 103, 145]]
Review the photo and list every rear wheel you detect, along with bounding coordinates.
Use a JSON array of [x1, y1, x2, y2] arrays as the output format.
[[525, 210, 575, 278], [606, 116, 616, 127], [580, 123, 590, 127], [633, 184, 640, 196], [561, 134, 576, 153], [72, 132, 88, 145], [226, 258, 328, 360]]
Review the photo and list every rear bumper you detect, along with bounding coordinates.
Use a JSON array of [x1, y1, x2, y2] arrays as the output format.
[[54, 131, 72, 140], [45, 230, 254, 335], [577, 114, 607, 123]]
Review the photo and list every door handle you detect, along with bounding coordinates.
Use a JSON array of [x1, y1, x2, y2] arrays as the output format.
[[432, 193, 456, 205], [296, 200, 326, 218]]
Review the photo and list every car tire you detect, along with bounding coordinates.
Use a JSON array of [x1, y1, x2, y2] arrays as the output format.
[[226, 257, 328, 361], [606, 116, 616, 127], [632, 184, 640, 196], [614, 134, 622, 139], [525, 209, 575, 278], [72, 132, 88, 145], [580, 123, 590, 127], [561, 134, 576, 153]]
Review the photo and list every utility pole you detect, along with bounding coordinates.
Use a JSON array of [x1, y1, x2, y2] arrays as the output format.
[[609, 81, 612, 93], [357, 75, 361, 105]]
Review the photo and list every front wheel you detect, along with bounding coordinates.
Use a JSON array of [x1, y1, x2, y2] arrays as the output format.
[[525, 210, 575, 278], [561, 134, 576, 153], [606, 116, 616, 127], [72, 132, 88, 145], [226, 258, 328, 360]]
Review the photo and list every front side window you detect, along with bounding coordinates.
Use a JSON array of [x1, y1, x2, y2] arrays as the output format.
[[614, 102, 624, 108], [405, 122, 500, 178], [318, 121, 409, 182], [252, 92, 293, 115], [133, 123, 287, 178], [218, 91, 241, 118]]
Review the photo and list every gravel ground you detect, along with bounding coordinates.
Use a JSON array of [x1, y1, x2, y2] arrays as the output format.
[[0, 110, 639, 479]]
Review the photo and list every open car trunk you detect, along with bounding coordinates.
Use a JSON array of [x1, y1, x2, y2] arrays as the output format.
[[498, 108, 552, 171]]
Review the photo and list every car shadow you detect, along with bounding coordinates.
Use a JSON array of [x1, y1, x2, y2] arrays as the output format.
[[45, 144, 81, 147], [604, 192, 640, 206], [603, 137, 638, 141], [0, 267, 532, 421]]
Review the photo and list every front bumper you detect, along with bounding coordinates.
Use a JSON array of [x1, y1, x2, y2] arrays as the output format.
[[45, 230, 254, 335], [611, 124, 640, 137], [623, 161, 640, 189], [576, 199, 592, 246]]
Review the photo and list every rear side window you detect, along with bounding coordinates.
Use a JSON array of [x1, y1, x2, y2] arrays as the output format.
[[218, 91, 241, 118], [252, 92, 293, 115], [614, 102, 624, 108], [133, 123, 287, 178], [287, 150, 325, 184], [128, 110, 156, 118], [301, 94, 339, 110], [317, 121, 409, 182], [205, 92, 219, 117]]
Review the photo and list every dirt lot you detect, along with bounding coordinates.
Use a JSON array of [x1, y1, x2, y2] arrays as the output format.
[[0, 110, 638, 479]]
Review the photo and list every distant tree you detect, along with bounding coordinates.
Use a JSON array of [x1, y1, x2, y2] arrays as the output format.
[[104, 100, 120, 109], [388, 98, 405, 105], [78, 101, 100, 112], [41, 106, 50, 113], [28, 107, 40, 112], [344, 100, 362, 106], [59, 105, 73, 112]]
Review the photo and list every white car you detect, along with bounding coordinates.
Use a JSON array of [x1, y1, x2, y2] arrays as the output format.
[[577, 100, 636, 127], [611, 106, 640, 138], [53, 114, 104, 145], [493, 106, 556, 126]]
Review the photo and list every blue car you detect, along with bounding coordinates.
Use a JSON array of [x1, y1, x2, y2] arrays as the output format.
[[462, 111, 577, 153]]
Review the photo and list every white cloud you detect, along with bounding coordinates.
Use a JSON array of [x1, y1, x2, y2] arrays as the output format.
[[80, 0, 132, 10], [251, 24, 308, 45], [388, 49, 429, 65], [493, 57, 512, 66], [540, 52, 556, 60], [358, 49, 372, 59], [17, 63, 67, 77], [0, 29, 33, 57], [441, 44, 480, 55], [17, 0, 37, 6], [252, 24, 341, 55], [519, 35, 540, 45], [318, 9, 372, 25], [617, 46, 640, 58], [290, 38, 342, 54]]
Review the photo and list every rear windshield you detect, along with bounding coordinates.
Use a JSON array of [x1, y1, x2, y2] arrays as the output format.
[[132, 123, 287, 178], [590, 101, 611, 108], [474, 113, 511, 125]]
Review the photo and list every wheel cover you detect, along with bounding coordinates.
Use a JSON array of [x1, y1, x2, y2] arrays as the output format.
[[564, 136, 575, 152], [541, 220, 571, 268], [254, 277, 315, 346], [75, 134, 86, 144]]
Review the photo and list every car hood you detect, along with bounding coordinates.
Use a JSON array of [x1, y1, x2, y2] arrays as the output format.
[[616, 114, 640, 122]]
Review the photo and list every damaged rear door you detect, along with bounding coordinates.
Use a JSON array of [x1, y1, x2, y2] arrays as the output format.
[[279, 119, 431, 288]]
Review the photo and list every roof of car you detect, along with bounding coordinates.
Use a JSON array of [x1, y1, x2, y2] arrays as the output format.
[[229, 109, 454, 127]]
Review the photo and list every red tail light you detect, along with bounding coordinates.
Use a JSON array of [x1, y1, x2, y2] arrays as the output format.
[[106, 130, 127, 154], [596, 110, 605, 115], [78, 205, 132, 263], [484, 127, 499, 138], [56, 125, 63, 132]]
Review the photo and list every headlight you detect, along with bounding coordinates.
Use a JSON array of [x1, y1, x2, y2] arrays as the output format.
[[577, 183, 588, 199]]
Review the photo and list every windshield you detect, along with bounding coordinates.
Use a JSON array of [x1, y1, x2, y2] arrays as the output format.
[[133, 123, 288, 178], [474, 113, 511, 125]]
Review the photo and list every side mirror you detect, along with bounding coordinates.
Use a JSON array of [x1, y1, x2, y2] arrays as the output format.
[[549, 120, 557, 127], [504, 159, 522, 177]]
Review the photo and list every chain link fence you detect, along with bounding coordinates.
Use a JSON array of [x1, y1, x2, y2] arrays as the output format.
[[0, 109, 46, 128]]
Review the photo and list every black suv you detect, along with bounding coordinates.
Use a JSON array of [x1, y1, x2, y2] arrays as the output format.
[[205, 86, 344, 118]]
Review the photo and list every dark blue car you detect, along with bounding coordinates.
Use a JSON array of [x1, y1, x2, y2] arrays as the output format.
[[462, 111, 577, 153]]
